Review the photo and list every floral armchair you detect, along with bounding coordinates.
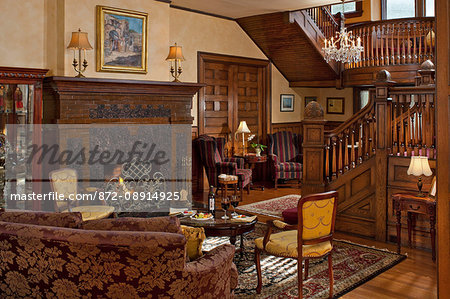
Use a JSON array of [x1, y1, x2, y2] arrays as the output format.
[[0, 211, 238, 298], [196, 135, 252, 196], [268, 131, 302, 189]]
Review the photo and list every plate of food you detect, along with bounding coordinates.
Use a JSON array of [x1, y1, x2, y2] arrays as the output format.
[[182, 210, 196, 216], [191, 212, 214, 220]]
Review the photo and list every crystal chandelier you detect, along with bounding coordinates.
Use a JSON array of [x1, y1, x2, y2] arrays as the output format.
[[322, 2, 364, 64]]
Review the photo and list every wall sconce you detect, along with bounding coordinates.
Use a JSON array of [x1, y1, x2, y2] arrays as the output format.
[[166, 43, 185, 82], [67, 28, 93, 78], [407, 156, 433, 197]]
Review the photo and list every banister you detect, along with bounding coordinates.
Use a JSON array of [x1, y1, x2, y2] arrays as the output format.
[[347, 17, 435, 30]]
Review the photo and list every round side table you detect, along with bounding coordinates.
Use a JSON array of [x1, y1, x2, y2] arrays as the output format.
[[218, 178, 239, 201]]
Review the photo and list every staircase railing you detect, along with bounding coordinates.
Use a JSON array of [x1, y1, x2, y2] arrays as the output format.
[[305, 6, 340, 39], [324, 93, 376, 182], [346, 17, 435, 69], [388, 77, 436, 158]]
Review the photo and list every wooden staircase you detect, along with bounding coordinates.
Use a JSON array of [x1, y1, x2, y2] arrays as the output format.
[[238, 6, 435, 87], [301, 63, 436, 241], [237, 9, 340, 87]]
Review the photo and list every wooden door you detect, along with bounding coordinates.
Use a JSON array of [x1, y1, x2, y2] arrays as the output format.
[[198, 52, 270, 153]]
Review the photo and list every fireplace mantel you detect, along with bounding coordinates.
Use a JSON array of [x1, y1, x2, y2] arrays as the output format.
[[43, 76, 205, 124]]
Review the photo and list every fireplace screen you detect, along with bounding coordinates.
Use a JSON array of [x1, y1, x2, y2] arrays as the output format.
[[3, 124, 192, 214]]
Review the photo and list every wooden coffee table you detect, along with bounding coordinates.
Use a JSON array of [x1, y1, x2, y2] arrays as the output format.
[[180, 209, 257, 256]]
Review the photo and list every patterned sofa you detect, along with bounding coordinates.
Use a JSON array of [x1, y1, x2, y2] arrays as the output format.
[[0, 211, 238, 298]]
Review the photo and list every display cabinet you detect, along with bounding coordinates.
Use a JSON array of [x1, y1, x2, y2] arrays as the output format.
[[0, 67, 48, 210]]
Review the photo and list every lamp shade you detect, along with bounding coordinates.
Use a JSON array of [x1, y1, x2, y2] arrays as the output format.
[[67, 29, 93, 50], [166, 43, 185, 61], [407, 156, 433, 177], [236, 121, 251, 134]]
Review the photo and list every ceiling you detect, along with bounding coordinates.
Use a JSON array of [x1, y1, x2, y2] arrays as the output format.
[[169, 0, 354, 19]]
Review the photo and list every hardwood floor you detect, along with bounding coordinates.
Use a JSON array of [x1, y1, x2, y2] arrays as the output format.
[[194, 183, 437, 298]]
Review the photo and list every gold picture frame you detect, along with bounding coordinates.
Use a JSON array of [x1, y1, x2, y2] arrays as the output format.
[[96, 6, 148, 74]]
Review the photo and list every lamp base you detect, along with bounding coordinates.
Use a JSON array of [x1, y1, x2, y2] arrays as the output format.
[[75, 73, 86, 78], [416, 177, 425, 197]]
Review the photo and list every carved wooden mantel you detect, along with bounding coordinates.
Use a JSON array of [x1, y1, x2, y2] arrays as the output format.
[[43, 76, 205, 124]]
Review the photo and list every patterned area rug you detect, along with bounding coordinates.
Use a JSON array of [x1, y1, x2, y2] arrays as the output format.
[[203, 224, 406, 298], [236, 195, 301, 218]]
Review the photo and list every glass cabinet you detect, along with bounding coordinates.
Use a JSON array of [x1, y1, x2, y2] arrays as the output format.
[[0, 67, 47, 210]]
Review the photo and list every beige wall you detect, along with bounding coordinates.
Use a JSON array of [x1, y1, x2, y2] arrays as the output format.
[[346, 0, 382, 24], [0, 0, 342, 126], [169, 8, 300, 126], [0, 0, 45, 68], [291, 87, 354, 122], [271, 67, 303, 123]]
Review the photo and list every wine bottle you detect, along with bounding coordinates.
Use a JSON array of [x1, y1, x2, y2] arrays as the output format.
[[208, 186, 215, 217]]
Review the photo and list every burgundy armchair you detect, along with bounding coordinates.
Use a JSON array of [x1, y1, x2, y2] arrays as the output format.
[[195, 135, 252, 196], [268, 131, 302, 189]]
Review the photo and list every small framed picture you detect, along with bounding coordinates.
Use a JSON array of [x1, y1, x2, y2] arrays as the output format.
[[304, 96, 317, 107], [326, 97, 345, 114], [280, 94, 294, 112]]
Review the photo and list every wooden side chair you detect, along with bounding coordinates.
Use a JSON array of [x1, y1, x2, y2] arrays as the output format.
[[254, 191, 338, 298], [49, 168, 115, 221]]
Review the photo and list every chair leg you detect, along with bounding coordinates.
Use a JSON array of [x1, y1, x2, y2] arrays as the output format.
[[255, 247, 262, 294], [304, 259, 309, 279], [328, 253, 334, 299], [247, 183, 250, 194], [274, 179, 278, 190], [240, 187, 243, 202], [298, 257, 303, 299]]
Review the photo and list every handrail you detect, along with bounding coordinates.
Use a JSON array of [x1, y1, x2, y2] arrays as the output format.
[[344, 17, 435, 70], [304, 6, 340, 40], [324, 92, 376, 181]]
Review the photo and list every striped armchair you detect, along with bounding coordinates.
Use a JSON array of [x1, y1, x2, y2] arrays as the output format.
[[268, 131, 302, 189], [195, 135, 252, 197]]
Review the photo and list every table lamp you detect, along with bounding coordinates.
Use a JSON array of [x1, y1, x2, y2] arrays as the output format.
[[407, 156, 433, 197], [166, 43, 185, 82], [236, 121, 251, 155]]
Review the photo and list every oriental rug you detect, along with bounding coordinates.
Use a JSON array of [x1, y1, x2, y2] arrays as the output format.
[[203, 224, 406, 298], [236, 194, 301, 218]]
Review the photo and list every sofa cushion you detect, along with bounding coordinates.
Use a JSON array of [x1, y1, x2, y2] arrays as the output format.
[[275, 162, 302, 172], [81, 216, 182, 234], [0, 210, 83, 228], [181, 225, 206, 261], [282, 207, 298, 225]]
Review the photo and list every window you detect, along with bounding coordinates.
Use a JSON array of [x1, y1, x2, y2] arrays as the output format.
[[382, 0, 435, 19], [331, 1, 356, 15], [330, 1, 363, 18], [425, 0, 435, 16], [359, 90, 370, 109], [385, 0, 415, 19]]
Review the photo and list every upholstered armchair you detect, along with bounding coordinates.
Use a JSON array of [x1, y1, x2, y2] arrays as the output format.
[[49, 168, 115, 221], [268, 131, 302, 189], [254, 191, 338, 298], [196, 135, 252, 196]]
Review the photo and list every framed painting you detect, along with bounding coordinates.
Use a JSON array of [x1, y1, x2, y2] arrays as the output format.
[[280, 94, 294, 112], [304, 96, 317, 107], [97, 6, 148, 73], [326, 97, 345, 114]]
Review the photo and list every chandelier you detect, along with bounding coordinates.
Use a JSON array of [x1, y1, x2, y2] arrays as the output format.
[[322, 2, 364, 64]]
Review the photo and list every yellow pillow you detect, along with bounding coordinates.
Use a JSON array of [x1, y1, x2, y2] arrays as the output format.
[[181, 225, 206, 261]]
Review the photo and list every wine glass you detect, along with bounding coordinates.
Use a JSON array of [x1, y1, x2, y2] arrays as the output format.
[[231, 195, 239, 217], [221, 197, 230, 220]]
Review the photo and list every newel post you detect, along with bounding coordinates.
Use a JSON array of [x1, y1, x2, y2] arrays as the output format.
[[302, 102, 326, 196], [374, 70, 395, 241]]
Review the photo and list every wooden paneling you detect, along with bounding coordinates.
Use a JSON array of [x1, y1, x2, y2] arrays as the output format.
[[198, 53, 270, 154], [272, 121, 343, 136], [343, 65, 420, 86], [237, 12, 338, 83], [436, 0, 450, 294], [329, 157, 377, 238]]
